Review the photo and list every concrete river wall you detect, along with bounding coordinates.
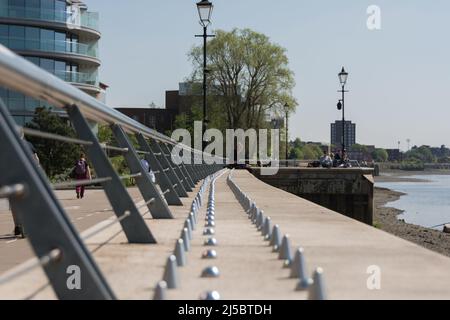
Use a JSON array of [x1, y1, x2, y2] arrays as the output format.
[[251, 168, 374, 225]]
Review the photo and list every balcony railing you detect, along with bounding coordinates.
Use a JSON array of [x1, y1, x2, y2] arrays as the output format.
[[0, 5, 99, 31], [0, 36, 98, 58], [54, 70, 99, 86]]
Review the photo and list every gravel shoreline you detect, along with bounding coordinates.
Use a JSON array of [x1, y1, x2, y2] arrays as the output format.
[[374, 186, 450, 257]]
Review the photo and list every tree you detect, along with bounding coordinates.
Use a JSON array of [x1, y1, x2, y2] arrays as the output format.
[[372, 148, 388, 162], [289, 147, 304, 160], [291, 138, 302, 149], [189, 28, 298, 130], [26, 108, 81, 178], [405, 145, 436, 163]]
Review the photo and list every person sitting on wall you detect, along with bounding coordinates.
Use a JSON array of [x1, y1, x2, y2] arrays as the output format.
[[339, 149, 352, 168], [333, 150, 342, 167], [320, 151, 333, 168]]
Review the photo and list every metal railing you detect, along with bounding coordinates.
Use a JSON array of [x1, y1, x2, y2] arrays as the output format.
[[0, 43, 225, 299]]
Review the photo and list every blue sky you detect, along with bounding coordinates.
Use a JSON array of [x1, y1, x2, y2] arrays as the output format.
[[87, 0, 450, 149]]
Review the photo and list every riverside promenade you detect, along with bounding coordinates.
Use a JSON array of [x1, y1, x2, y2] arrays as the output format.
[[1, 170, 450, 300]]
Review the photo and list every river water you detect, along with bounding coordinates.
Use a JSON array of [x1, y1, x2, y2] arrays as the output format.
[[376, 175, 450, 229]]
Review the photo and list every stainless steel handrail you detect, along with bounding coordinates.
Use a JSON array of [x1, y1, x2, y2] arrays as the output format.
[[0, 44, 223, 161]]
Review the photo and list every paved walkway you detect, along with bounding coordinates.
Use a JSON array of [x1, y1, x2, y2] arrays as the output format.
[[2, 170, 450, 299], [0, 189, 144, 275]]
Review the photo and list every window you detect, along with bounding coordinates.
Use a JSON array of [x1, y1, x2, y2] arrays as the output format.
[[54, 60, 65, 71], [0, 0, 7, 17], [55, 0, 66, 22], [13, 116, 25, 126], [25, 96, 38, 111], [40, 0, 54, 21], [0, 86, 7, 100], [24, 116, 34, 124], [25, 27, 39, 50], [25, 56, 40, 66], [9, 25, 25, 50], [148, 115, 156, 129], [40, 28, 54, 51], [55, 60, 65, 79], [54, 31, 65, 52], [40, 58, 54, 72], [9, 0, 25, 18], [8, 91, 24, 111], [25, 0, 39, 19], [67, 33, 78, 53], [0, 24, 8, 47]]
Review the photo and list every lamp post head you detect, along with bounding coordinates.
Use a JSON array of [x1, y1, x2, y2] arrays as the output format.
[[197, 0, 214, 27], [338, 67, 348, 86]]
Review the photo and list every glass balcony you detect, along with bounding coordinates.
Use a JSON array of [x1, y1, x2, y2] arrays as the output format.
[[0, 36, 99, 58], [80, 12, 99, 31], [54, 70, 99, 87], [0, 5, 99, 31]]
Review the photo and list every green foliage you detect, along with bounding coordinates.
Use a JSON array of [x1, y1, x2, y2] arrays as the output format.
[[189, 28, 297, 130], [26, 108, 81, 178], [289, 147, 304, 160], [390, 159, 425, 171], [405, 146, 436, 163], [98, 124, 114, 145], [372, 148, 389, 162], [291, 138, 302, 149], [98, 125, 135, 187], [288, 140, 323, 160]]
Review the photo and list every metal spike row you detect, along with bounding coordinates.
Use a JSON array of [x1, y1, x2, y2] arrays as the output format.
[[175, 239, 187, 267], [184, 220, 192, 240], [181, 228, 190, 251], [153, 281, 167, 300], [279, 235, 293, 266], [262, 217, 272, 240], [163, 255, 178, 289], [308, 268, 327, 300], [270, 225, 282, 251]]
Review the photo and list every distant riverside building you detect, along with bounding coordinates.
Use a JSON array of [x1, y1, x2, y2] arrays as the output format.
[[331, 120, 356, 149], [0, 0, 103, 125], [115, 106, 177, 134], [386, 149, 402, 162]]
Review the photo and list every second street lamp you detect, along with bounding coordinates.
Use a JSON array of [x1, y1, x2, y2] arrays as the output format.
[[337, 67, 349, 153], [196, 0, 214, 151]]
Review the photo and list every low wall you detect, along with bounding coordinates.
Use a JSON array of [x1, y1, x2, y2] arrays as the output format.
[[251, 167, 374, 225]]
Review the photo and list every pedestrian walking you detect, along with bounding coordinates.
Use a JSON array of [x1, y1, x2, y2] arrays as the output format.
[[73, 153, 91, 199]]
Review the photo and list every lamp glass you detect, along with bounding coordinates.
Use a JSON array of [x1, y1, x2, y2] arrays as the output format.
[[197, 1, 213, 26], [339, 67, 348, 85]]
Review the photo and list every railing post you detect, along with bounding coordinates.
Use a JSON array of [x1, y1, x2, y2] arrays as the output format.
[[159, 142, 192, 192], [165, 144, 195, 188], [111, 124, 173, 219], [186, 160, 200, 184], [67, 105, 156, 243], [189, 150, 201, 182], [0, 102, 115, 299], [135, 133, 182, 206], [149, 139, 188, 198]]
